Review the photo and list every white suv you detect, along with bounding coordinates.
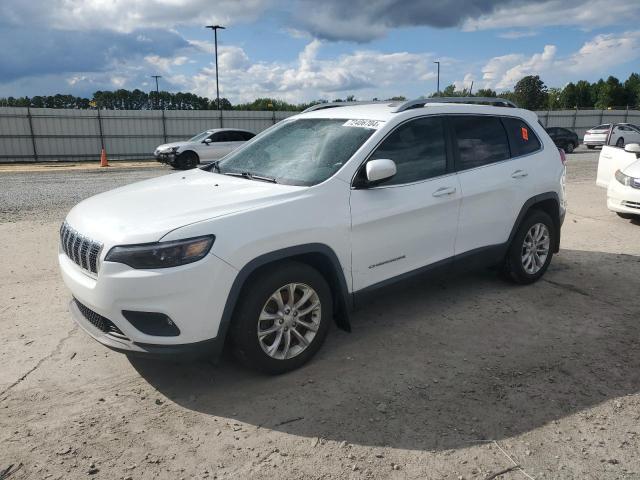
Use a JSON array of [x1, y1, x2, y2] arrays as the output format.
[[59, 98, 566, 374]]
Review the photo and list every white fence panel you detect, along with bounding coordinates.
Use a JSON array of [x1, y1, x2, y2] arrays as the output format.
[[1, 107, 639, 163]]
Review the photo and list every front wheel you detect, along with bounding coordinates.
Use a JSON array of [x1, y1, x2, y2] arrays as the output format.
[[503, 210, 555, 285], [174, 151, 199, 170], [231, 261, 332, 374]]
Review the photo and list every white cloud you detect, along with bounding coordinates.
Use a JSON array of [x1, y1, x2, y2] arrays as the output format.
[[464, 0, 640, 31], [145, 55, 189, 73], [0, 0, 271, 33], [454, 73, 476, 92], [183, 40, 437, 102], [498, 30, 538, 39], [478, 31, 640, 91]]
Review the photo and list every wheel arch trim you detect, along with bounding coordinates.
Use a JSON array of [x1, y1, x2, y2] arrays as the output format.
[[508, 191, 562, 253], [216, 243, 352, 353]]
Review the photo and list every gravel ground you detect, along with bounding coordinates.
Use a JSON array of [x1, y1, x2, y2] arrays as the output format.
[[1, 147, 639, 480], [0, 166, 166, 223]]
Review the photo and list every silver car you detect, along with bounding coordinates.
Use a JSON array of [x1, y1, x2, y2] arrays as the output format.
[[154, 128, 255, 169]]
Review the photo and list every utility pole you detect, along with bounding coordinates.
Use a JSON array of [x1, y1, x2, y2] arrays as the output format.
[[151, 75, 162, 109], [205, 25, 226, 110], [433, 61, 440, 96]]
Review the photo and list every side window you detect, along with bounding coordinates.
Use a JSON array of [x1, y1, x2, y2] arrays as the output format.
[[368, 116, 447, 186], [208, 132, 224, 142], [502, 117, 542, 157], [450, 115, 510, 170], [226, 131, 246, 142]]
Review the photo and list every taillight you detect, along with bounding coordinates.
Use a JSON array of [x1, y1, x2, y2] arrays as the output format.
[[558, 148, 566, 165]]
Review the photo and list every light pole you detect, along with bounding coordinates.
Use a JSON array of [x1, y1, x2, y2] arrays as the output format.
[[433, 61, 440, 96], [151, 75, 162, 109], [205, 25, 225, 110]]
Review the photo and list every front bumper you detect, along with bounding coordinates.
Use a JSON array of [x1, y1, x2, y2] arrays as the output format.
[[69, 299, 223, 359], [607, 179, 640, 215], [155, 152, 176, 164], [59, 249, 238, 357]]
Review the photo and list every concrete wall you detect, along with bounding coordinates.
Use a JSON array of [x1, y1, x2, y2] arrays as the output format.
[[1, 107, 639, 163]]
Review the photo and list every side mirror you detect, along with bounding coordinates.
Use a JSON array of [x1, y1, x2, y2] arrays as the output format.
[[204, 138, 213, 144], [365, 159, 397, 186], [624, 143, 640, 153]]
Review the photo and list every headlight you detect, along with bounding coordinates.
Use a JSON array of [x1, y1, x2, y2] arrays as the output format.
[[105, 235, 214, 269], [160, 146, 179, 154], [615, 170, 632, 186]]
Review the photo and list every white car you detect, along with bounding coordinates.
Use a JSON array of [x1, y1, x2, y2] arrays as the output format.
[[59, 98, 566, 374], [584, 123, 640, 149], [154, 128, 255, 169], [596, 142, 640, 219]]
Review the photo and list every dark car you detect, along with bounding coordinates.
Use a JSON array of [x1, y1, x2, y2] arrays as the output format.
[[546, 127, 580, 153]]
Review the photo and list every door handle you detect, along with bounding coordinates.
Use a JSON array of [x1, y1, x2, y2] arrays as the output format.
[[432, 186, 456, 197], [511, 170, 528, 178]]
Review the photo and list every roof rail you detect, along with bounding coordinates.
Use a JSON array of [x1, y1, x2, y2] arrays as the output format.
[[392, 96, 518, 113], [301, 101, 391, 113]]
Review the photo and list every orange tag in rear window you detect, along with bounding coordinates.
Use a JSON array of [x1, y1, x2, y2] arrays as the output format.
[[521, 127, 529, 141]]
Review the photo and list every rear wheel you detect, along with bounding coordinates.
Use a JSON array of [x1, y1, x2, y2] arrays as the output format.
[[503, 210, 555, 285], [616, 137, 625, 148], [587, 145, 596, 150], [231, 261, 332, 374], [565, 142, 575, 153], [175, 151, 199, 170]]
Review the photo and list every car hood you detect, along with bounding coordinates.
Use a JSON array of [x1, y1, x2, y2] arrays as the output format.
[[622, 159, 640, 178], [65, 169, 306, 245], [154, 141, 185, 152]]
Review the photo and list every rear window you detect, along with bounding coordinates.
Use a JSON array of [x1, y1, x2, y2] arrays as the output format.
[[593, 124, 610, 130], [502, 117, 542, 157], [449, 115, 510, 170]]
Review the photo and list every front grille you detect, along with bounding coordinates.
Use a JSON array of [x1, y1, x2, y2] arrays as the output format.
[[60, 222, 102, 274], [622, 200, 640, 210], [74, 299, 127, 338]]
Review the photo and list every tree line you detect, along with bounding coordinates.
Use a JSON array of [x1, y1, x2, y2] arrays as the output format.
[[437, 73, 640, 111], [1, 73, 639, 111]]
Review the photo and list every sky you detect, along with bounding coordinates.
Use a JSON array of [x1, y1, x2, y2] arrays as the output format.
[[0, 0, 639, 103]]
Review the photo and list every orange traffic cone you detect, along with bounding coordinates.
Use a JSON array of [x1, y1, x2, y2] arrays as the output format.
[[100, 148, 109, 167]]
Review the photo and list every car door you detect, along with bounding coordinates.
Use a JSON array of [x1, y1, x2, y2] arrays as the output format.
[[625, 125, 640, 144], [221, 131, 248, 156], [451, 115, 541, 255], [350, 116, 461, 291], [198, 131, 232, 161]]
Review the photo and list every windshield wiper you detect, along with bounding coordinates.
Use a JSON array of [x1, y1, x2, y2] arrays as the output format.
[[222, 171, 277, 183]]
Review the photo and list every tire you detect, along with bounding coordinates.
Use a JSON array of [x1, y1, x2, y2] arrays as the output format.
[[174, 151, 199, 170], [616, 212, 634, 220], [587, 145, 596, 150], [616, 137, 625, 148], [503, 210, 555, 285], [231, 261, 333, 374], [565, 142, 575, 153]]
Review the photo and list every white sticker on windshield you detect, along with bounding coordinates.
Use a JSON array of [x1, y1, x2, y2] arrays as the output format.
[[343, 119, 385, 129]]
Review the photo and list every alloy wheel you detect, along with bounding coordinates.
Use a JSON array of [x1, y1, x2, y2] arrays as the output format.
[[257, 283, 321, 360], [521, 223, 550, 274]]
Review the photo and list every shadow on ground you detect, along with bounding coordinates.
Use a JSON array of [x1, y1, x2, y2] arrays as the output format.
[[131, 249, 640, 451]]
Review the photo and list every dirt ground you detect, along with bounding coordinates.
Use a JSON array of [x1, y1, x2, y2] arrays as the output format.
[[1, 149, 639, 480]]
